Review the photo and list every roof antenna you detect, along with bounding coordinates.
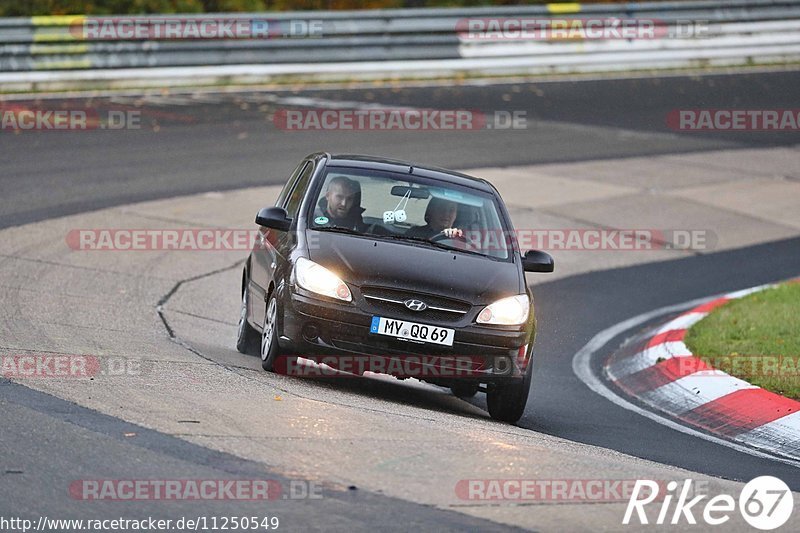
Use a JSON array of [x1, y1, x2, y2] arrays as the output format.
[[408, 166, 414, 174]]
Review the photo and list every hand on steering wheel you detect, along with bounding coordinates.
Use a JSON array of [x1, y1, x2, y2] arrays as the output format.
[[431, 228, 467, 242]]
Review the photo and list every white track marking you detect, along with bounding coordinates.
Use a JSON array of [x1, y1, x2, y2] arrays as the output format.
[[608, 340, 692, 379], [639, 374, 758, 415], [726, 284, 776, 299], [657, 311, 708, 332], [739, 412, 800, 453]]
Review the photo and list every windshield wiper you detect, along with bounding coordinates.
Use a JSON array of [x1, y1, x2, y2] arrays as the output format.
[[379, 234, 488, 258], [315, 226, 493, 258]]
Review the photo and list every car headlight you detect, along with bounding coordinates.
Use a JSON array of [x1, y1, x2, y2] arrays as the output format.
[[294, 257, 352, 302], [476, 294, 530, 325]]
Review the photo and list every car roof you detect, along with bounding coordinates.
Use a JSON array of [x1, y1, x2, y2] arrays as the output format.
[[320, 153, 496, 194]]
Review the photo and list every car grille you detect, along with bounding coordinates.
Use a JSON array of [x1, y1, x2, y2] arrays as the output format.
[[359, 286, 471, 323]]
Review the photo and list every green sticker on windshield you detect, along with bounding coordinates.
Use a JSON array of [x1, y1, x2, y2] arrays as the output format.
[[315, 216, 329, 225]]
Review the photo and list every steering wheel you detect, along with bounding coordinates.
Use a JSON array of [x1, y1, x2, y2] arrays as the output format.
[[431, 230, 468, 243]]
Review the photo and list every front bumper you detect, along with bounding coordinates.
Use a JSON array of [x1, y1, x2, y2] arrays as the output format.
[[278, 287, 533, 383]]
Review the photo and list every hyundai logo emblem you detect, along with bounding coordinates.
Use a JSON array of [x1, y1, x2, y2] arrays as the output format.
[[404, 299, 427, 312]]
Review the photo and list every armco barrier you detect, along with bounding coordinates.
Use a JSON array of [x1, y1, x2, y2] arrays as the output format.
[[0, 0, 799, 87]]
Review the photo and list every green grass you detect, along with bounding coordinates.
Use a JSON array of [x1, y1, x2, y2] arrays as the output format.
[[684, 281, 800, 400]]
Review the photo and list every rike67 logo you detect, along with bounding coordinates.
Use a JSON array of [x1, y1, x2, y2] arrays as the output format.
[[624, 476, 793, 530]]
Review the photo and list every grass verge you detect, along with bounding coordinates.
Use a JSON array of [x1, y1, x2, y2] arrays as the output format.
[[684, 281, 800, 400]]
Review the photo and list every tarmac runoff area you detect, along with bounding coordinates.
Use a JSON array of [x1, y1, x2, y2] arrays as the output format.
[[0, 145, 799, 530]]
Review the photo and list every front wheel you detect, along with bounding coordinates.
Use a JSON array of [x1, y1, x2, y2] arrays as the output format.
[[486, 363, 532, 424], [260, 295, 280, 371]]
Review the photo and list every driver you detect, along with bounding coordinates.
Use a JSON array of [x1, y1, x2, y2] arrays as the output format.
[[405, 197, 463, 240], [315, 176, 367, 231]]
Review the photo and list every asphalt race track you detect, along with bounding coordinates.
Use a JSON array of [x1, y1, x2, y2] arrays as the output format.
[[2, 70, 799, 529]]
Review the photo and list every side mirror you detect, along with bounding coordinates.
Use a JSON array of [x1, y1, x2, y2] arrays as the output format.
[[255, 207, 291, 231], [522, 250, 554, 273]]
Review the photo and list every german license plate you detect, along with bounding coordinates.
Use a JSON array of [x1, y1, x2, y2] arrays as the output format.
[[370, 316, 454, 346]]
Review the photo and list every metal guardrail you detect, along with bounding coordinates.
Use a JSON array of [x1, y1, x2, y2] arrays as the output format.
[[0, 1, 799, 82]]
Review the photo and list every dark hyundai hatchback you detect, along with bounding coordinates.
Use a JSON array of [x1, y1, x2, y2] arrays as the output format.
[[236, 153, 553, 423]]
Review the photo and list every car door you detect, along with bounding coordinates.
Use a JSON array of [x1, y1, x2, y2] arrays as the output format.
[[250, 160, 315, 326]]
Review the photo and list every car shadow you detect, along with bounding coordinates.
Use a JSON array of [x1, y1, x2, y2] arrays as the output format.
[[214, 347, 492, 420], [278, 361, 491, 421]]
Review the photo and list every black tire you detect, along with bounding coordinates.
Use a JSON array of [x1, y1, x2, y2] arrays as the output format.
[[236, 283, 260, 356], [260, 293, 280, 371], [450, 382, 480, 398], [486, 363, 533, 424]]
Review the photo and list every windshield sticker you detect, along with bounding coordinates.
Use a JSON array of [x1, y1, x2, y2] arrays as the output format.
[[314, 216, 329, 225]]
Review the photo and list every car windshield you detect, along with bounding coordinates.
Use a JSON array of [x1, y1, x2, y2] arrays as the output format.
[[309, 167, 512, 260]]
